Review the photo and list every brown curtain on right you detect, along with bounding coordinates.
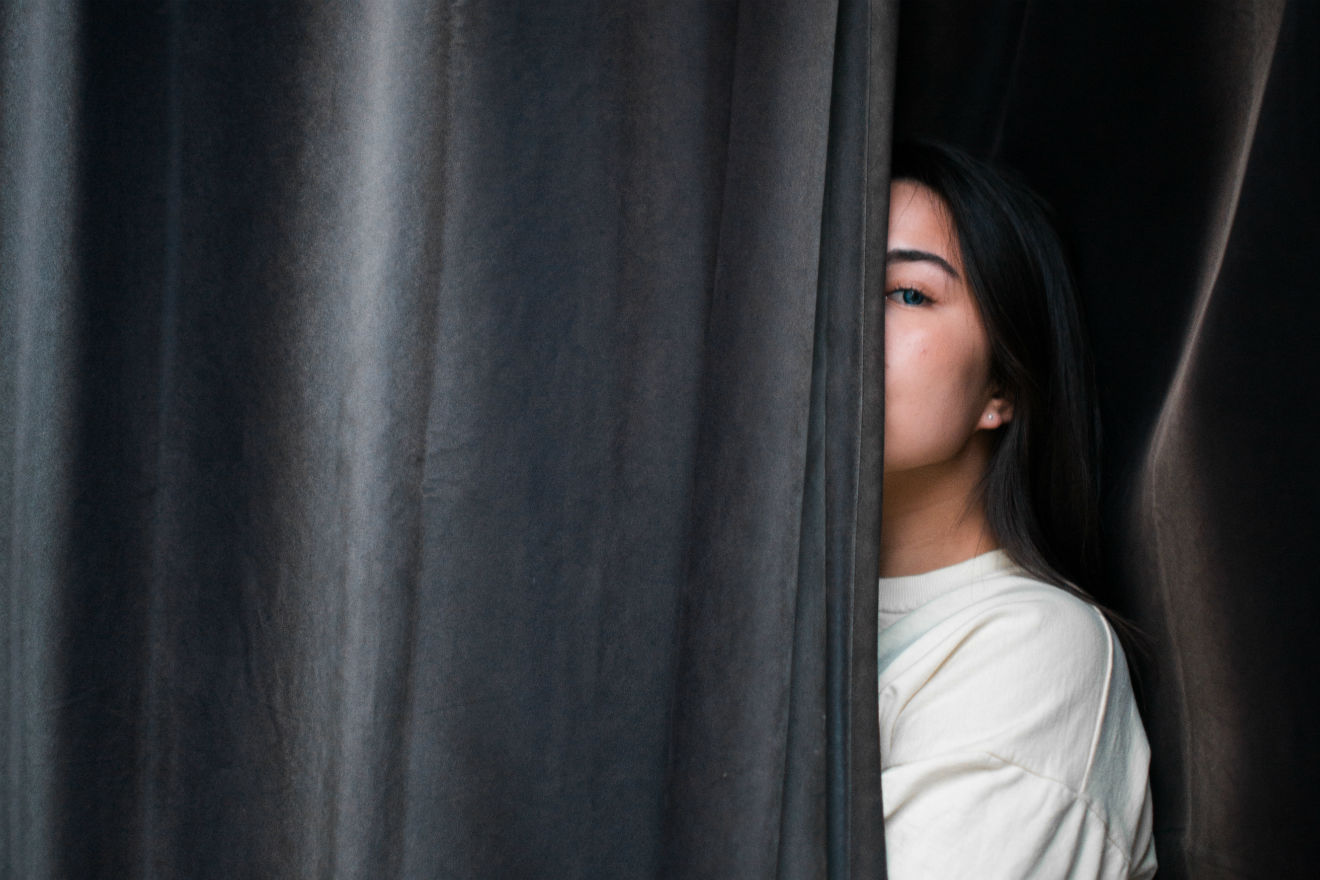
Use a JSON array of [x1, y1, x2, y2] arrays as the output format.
[[893, 1, 1319, 877]]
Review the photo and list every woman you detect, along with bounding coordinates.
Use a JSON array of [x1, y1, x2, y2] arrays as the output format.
[[878, 142, 1156, 879]]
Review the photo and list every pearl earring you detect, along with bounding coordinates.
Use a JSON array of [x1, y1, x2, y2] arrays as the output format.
[[986, 412, 996, 424]]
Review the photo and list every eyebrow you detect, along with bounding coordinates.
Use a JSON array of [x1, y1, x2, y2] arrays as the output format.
[[886, 248, 961, 280]]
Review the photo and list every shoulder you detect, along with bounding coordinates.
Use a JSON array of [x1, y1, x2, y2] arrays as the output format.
[[881, 574, 1133, 789], [879, 573, 1156, 876], [966, 578, 1118, 706]]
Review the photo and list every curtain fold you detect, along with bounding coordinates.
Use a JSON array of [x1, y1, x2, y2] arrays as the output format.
[[1, 4, 79, 879], [3, 2, 890, 877], [1133, 4, 1320, 876]]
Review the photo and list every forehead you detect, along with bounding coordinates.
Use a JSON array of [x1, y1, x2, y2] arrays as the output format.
[[887, 180, 962, 268]]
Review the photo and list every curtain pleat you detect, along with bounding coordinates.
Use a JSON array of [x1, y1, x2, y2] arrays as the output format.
[[1134, 3, 1319, 876], [1, 4, 79, 878], [2, 2, 889, 877], [659, 0, 892, 875]]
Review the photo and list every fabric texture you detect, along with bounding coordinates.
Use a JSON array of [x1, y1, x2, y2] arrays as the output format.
[[877, 552, 1156, 879], [0, 1, 893, 877]]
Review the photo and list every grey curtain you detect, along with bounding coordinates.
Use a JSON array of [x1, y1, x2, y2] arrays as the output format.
[[2, 1, 891, 877], [895, 1, 1320, 878]]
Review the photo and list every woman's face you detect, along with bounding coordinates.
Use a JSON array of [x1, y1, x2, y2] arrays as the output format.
[[883, 180, 1009, 476]]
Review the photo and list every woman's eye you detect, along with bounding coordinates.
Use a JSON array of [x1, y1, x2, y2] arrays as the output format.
[[888, 287, 929, 306]]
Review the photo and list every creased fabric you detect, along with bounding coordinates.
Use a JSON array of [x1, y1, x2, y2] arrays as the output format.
[[2, 1, 891, 877]]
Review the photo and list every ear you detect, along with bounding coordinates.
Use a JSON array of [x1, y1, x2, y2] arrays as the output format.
[[978, 393, 1014, 431]]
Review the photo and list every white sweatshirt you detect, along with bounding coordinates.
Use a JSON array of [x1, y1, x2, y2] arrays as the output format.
[[877, 550, 1157, 879]]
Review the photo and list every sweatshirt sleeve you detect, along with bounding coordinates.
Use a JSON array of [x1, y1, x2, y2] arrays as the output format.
[[878, 589, 1156, 879]]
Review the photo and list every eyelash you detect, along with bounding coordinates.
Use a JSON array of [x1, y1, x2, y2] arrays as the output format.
[[886, 285, 932, 306]]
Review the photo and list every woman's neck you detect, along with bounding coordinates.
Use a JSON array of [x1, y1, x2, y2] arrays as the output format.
[[880, 442, 998, 578]]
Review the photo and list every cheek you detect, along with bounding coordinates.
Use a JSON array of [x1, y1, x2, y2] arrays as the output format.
[[883, 320, 992, 470], [885, 322, 969, 407]]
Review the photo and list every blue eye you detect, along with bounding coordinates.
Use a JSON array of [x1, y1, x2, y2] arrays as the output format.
[[889, 287, 929, 306]]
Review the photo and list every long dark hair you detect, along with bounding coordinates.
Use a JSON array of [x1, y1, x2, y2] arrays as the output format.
[[890, 141, 1103, 604]]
